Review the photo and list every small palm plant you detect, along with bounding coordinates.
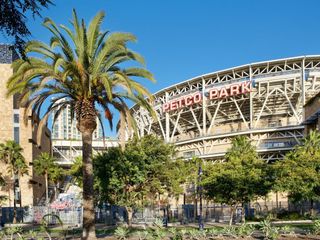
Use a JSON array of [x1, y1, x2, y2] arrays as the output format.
[[134, 230, 151, 240], [280, 225, 296, 237], [237, 223, 255, 237], [206, 227, 222, 238], [33, 152, 61, 205], [259, 218, 279, 240], [313, 220, 320, 235], [114, 226, 130, 240], [0, 140, 28, 223]]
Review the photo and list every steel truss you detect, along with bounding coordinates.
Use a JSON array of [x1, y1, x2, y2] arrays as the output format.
[[132, 56, 320, 161], [52, 139, 119, 166]]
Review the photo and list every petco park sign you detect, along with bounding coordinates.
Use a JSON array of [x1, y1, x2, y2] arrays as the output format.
[[162, 81, 253, 112]]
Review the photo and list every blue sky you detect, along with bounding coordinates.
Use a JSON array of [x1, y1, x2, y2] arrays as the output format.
[[2, 0, 320, 136]]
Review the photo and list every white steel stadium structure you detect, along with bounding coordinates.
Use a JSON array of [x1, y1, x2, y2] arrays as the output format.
[[131, 56, 320, 162]]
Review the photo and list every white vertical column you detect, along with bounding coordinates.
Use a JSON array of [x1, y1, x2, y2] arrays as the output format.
[[301, 58, 306, 125], [202, 77, 206, 136], [301, 58, 306, 106], [249, 65, 253, 129], [165, 92, 170, 143]]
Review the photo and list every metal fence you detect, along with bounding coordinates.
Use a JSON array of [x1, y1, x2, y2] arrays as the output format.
[[1, 200, 320, 226]]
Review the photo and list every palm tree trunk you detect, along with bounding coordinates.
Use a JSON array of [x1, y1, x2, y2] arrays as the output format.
[[81, 130, 96, 240]]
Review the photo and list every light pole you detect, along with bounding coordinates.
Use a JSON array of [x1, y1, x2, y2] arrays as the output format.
[[198, 163, 204, 230]]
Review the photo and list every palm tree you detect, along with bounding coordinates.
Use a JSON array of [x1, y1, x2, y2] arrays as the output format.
[[0, 140, 28, 223], [0, 173, 8, 204], [49, 165, 64, 201], [7, 10, 155, 239], [300, 130, 320, 155], [33, 152, 61, 206]]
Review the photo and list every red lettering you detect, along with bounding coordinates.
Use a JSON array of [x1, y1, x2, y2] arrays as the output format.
[[241, 81, 252, 93], [170, 101, 178, 110], [219, 87, 229, 98], [209, 89, 218, 99], [177, 98, 184, 108], [162, 81, 252, 111], [185, 96, 193, 106], [193, 93, 202, 103], [230, 84, 240, 96], [163, 103, 170, 112]]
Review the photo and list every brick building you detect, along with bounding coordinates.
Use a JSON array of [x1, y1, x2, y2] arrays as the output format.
[[0, 44, 51, 207]]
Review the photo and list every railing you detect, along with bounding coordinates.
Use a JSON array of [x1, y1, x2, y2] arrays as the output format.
[[2, 200, 319, 226]]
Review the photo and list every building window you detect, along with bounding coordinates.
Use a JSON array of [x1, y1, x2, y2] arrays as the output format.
[[13, 94, 20, 109], [14, 127, 19, 143], [14, 114, 19, 123]]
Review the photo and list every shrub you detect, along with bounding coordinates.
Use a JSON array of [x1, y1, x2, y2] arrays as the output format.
[[313, 220, 320, 235], [237, 223, 255, 237], [114, 226, 130, 240], [277, 211, 303, 220], [5, 226, 24, 240], [168, 227, 183, 240], [188, 229, 206, 240], [179, 228, 188, 239], [280, 225, 296, 237], [206, 227, 222, 238], [153, 228, 167, 240], [259, 219, 279, 240], [134, 230, 151, 240]]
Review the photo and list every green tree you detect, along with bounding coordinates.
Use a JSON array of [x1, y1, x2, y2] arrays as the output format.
[[7, 10, 154, 239], [274, 130, 320, 215], [33, 152, 63, 205], [94, 135, 187, 226], [202, 136, 270, 225], [0, 140, 28, 223], [68, 156, 83, 188], [0, 0, 52, 55], [49, 164, 64, 200]]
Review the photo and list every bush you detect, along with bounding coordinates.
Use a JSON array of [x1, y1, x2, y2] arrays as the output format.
[[114, 226, 130, 240], [260, 219, 279, 240], [277, 210, 304, 220], [134, 230, 151, 240], [313, 220, 320, 235], [188, 229, 206, 240], [206, 227, 222, 238], [237, 223, 255, 237], [168, 227, 183, 240], [222, 226, 237, 238], [280, 225, 296, 237]]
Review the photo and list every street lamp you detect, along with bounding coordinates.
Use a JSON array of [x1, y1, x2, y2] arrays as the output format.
[[198, 163, 204, 230]]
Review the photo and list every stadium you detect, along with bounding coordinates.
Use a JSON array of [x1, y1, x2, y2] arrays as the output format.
[[131, 56, 320, 161]]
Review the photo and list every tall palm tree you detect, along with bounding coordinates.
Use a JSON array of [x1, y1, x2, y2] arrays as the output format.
[[33, 152, 61, 206], [0, 140, 28, 223], [7, 10, 155, 239]]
